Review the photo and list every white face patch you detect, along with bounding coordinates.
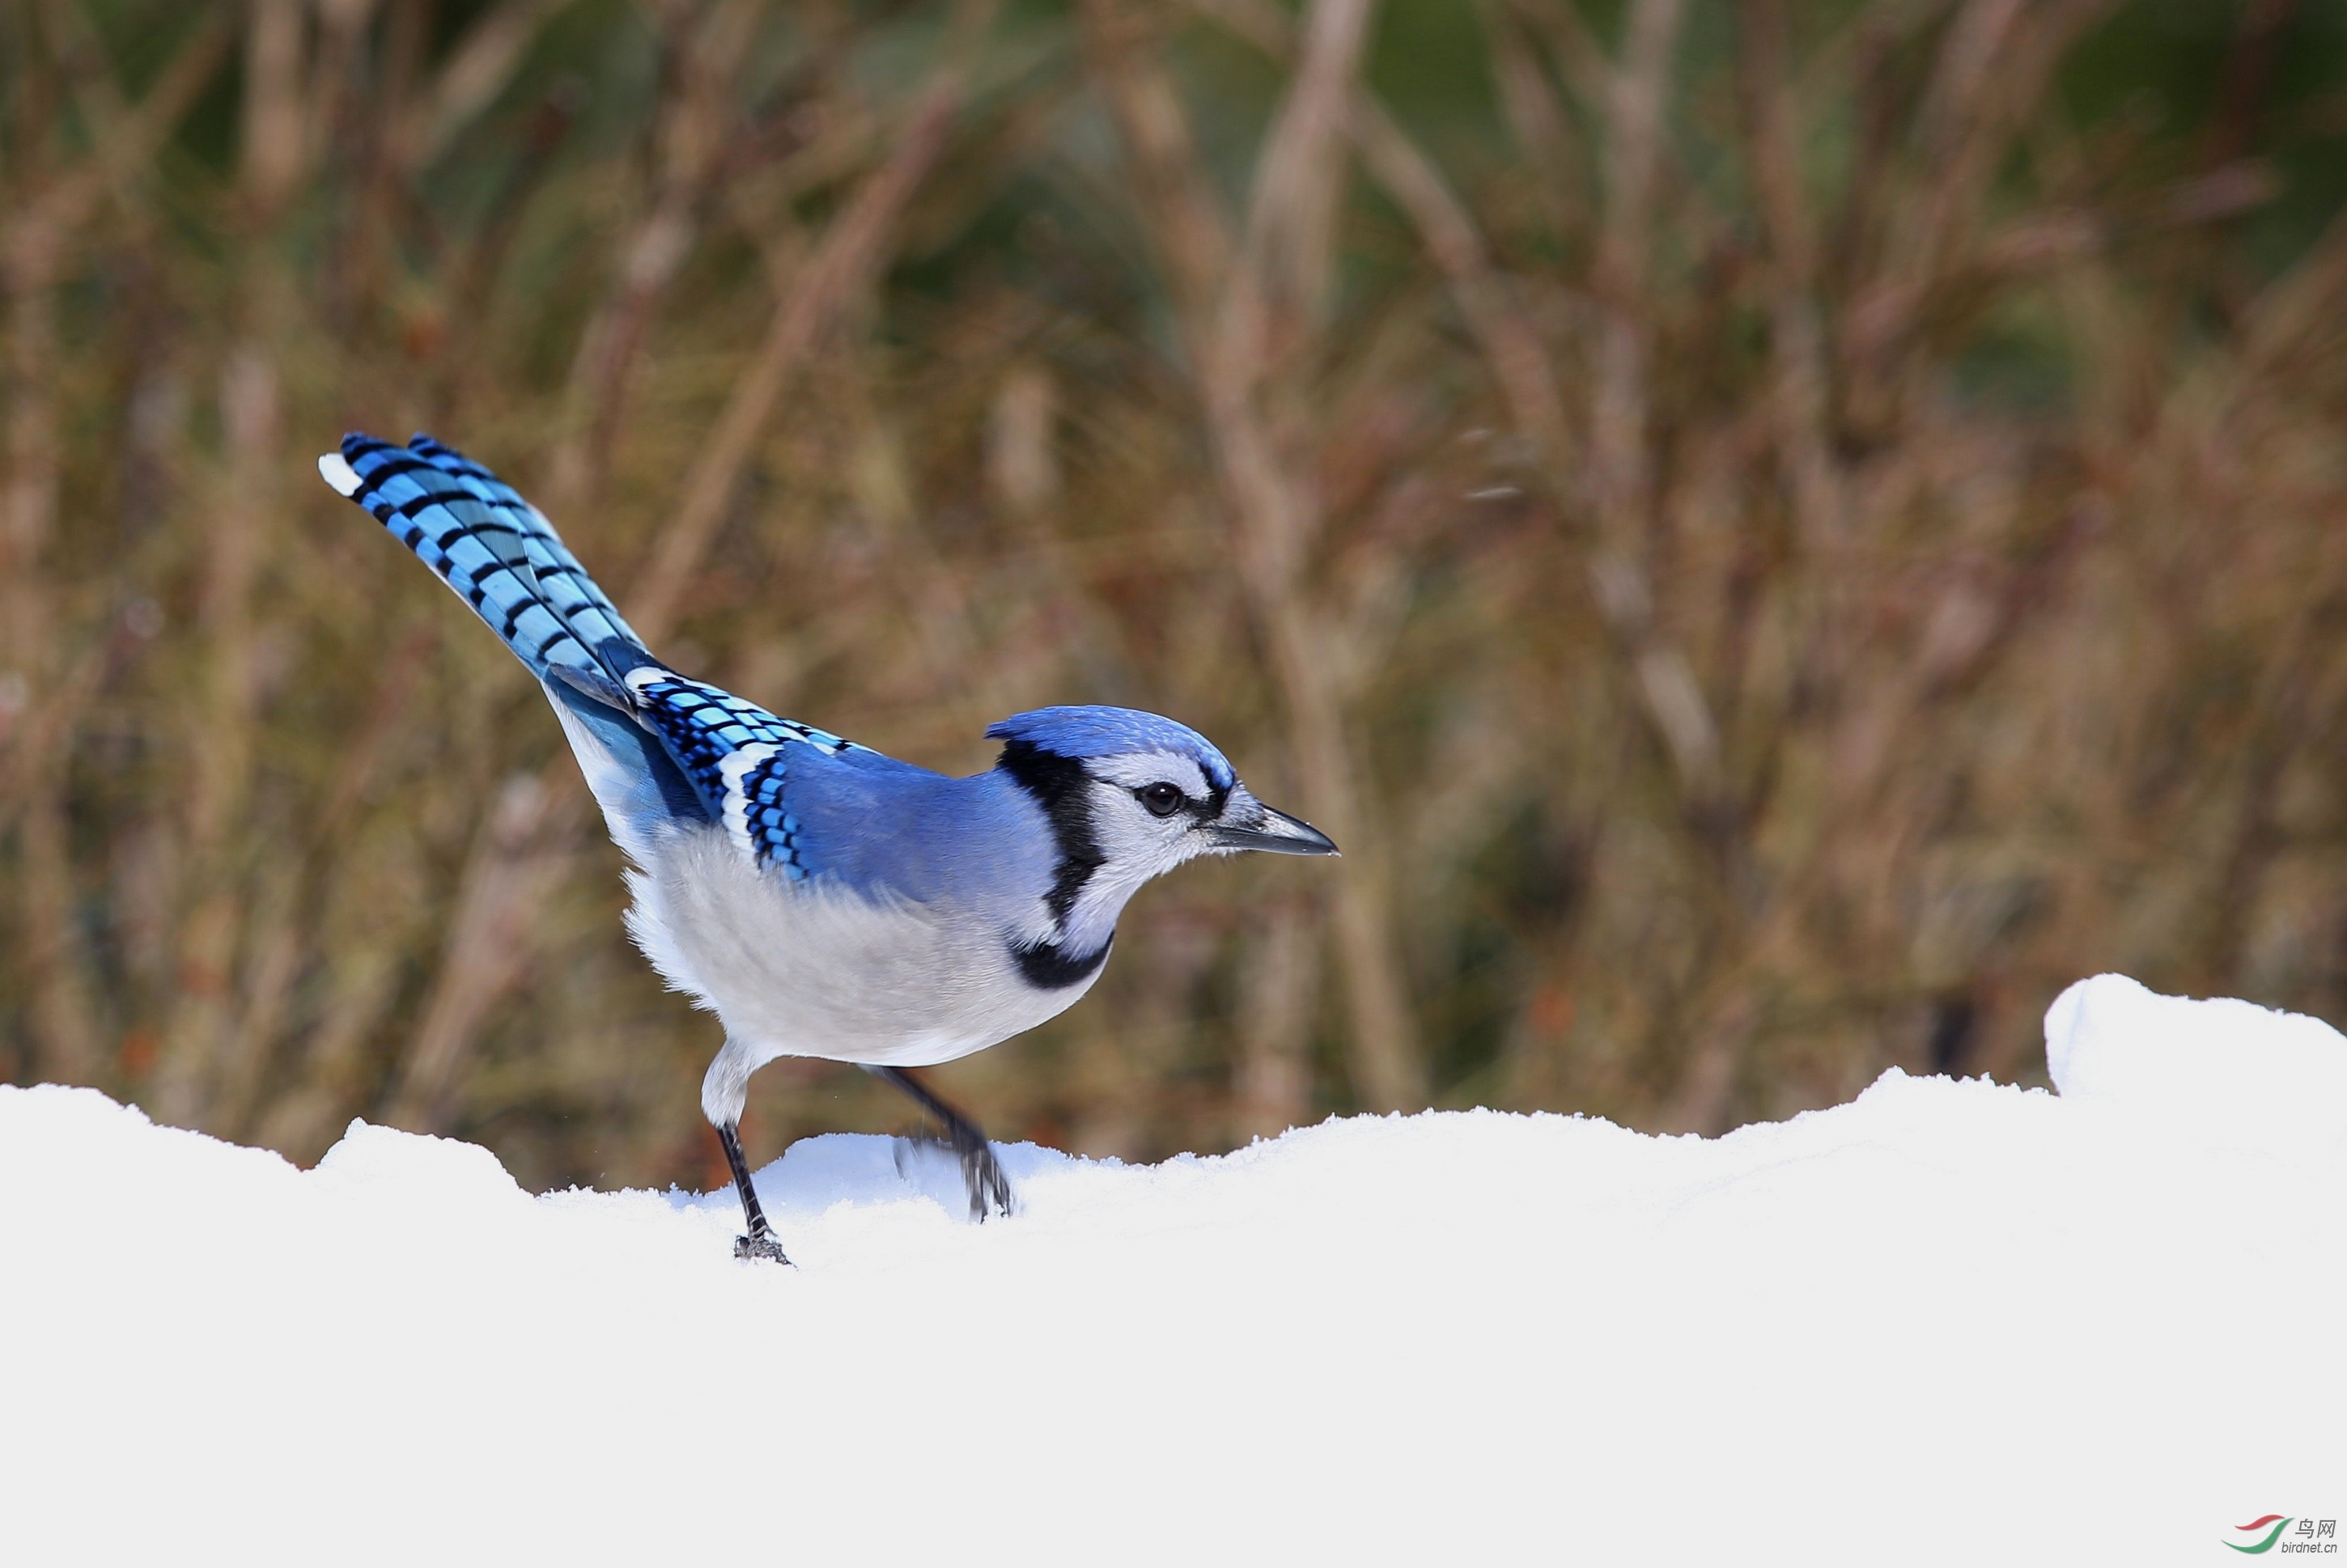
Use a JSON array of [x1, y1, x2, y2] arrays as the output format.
[[1084, 751, 1212, 799], [1048, 765, 1229, 955]]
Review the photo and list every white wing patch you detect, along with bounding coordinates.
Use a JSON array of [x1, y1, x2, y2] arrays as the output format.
[[717, 743, 781, 859]]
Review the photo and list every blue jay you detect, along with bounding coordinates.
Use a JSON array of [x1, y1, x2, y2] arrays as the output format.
[[320, 433, 1337, 1261]]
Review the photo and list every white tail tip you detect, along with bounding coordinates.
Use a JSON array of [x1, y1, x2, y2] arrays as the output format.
[[317, 451, 362, 497]]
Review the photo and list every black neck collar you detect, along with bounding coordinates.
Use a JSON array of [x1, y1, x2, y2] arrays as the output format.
[[996, 740, 1105, 930], [1011, 931, 1114, 990], [997, 740, 1115, 990]]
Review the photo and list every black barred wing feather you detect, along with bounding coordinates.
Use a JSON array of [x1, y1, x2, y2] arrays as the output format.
[[622, 667, 867, 882]]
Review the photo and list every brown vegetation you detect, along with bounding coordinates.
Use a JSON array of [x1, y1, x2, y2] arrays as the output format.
[[4, 0, 2345, 1190]]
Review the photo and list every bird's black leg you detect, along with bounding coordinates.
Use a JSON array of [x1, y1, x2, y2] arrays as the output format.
[[866, 1066, 1014, 1221], [717, 1121, 792, 1264]]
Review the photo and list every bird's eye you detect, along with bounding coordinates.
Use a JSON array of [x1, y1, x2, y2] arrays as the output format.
[[1136, 782, 1186, 817]]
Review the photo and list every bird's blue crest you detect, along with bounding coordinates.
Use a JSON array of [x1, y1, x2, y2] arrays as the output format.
[[987, 706, 1237, 790]]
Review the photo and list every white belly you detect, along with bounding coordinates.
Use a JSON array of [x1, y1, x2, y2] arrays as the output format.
[[622, 825, 1099, 1070]]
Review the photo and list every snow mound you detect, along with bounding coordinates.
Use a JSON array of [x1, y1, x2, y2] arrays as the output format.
[[2048, 972, 2347, 1139], [2, 975, 2341, 1565]]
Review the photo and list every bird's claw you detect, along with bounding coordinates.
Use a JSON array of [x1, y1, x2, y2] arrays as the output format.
[[734, 1228, 793, 1265], [960, 1138, 1015, 1222], [895, 1132, 1016, 1222]]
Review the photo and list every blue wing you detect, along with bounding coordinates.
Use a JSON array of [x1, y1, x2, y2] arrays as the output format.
[[610, 657, 876, 882], [601, 649, 972, 896]]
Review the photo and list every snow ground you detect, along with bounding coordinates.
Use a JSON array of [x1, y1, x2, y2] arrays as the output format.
[[2, 974, 2341, 1566]]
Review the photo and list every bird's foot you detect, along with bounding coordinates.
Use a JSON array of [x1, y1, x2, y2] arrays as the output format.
[[895, 1133, 1016, 1222], [957, 1136, 1015, 1223], [734, 1227, 793, 1265]]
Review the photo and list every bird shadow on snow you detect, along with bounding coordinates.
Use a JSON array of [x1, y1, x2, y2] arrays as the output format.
[[660, 1132, 1089, 1227]]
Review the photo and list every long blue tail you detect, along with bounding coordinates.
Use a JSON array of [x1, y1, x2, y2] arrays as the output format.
[[320, 432, 643, 684], [320, 431, 711, 840]]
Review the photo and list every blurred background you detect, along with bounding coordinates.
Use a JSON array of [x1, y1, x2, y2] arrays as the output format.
[[4, 0, 2346, 1193]]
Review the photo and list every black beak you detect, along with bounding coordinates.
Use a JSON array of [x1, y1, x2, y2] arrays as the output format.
[[1202, 803, 1339, 856]]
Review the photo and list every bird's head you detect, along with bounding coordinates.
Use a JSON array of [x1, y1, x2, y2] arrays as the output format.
[[989, 706, 1336, 952]]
